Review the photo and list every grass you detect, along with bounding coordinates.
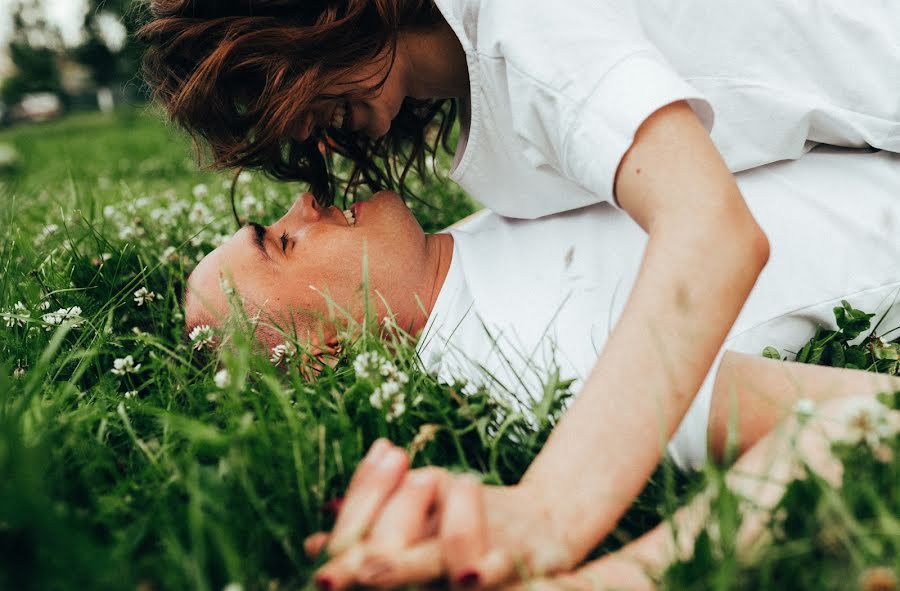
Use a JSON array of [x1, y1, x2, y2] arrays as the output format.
[[0, 109, 897, 590]]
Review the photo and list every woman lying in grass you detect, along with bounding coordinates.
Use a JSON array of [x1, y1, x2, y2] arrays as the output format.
[[186, 146, 900, 585]]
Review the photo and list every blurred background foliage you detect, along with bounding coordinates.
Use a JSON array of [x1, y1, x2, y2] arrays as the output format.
[[1, 0, 142, 120]]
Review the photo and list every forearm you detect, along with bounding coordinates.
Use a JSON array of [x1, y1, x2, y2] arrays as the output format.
[[522, 210, 768, 557]]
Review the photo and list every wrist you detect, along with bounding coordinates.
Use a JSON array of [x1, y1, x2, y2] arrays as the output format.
[[512, 479, 592, 565]]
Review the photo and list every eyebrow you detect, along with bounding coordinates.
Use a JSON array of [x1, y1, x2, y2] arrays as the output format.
[[247, 222, 271, 261]]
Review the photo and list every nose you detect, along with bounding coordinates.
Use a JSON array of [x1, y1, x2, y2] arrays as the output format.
[[284, 193, 321, 224]]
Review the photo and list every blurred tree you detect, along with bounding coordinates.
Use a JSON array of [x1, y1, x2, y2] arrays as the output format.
[[0, 0, 64, 106], [73, 0, 145, 110]]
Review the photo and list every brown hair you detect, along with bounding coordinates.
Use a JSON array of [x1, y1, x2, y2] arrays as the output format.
[[139, 0, 457, 204]]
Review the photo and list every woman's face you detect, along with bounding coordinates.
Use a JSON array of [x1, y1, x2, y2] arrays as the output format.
[[292, 51, 410, 142]]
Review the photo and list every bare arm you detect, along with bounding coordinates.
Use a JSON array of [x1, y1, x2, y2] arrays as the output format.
[[521, 101, 770, 557], [311, 101, 771, 589]]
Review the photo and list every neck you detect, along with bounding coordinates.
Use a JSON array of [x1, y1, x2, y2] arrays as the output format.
[[408, 232, 454, 335], [400, 19, 469, 100]]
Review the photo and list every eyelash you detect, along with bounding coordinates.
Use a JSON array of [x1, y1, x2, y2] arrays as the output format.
[[280, 231, 289, 252]]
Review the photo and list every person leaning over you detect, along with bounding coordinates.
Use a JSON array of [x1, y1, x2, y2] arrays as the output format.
[[143, 0, 900, 582]]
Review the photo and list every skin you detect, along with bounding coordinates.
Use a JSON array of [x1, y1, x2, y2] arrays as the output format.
[[309, 356, 900, 589], [184, 177, 900, 589], [294, 13, 774, 589], [171, 8, 772, 587], [185, 192, 453, 343], [291, 22, 469, 142]]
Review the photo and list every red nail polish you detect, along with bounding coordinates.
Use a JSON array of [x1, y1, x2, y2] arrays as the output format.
[[456, 571, 480, 588], [320, 496, 344, 516], [315, 575, 333, 591]]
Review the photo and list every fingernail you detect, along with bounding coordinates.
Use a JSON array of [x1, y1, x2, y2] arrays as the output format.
[[456, 571, 480, 588], [320, 496, 344, 516], [314, 575, 333, 591]]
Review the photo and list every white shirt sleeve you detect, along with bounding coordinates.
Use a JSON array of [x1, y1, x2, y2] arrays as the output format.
[[486, 0, 714, 205]]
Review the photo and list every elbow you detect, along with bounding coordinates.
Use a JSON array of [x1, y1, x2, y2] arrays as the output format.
[[745, 219, 770, 274]]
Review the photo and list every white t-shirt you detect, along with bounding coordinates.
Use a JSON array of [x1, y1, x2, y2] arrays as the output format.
[[434, 0, 900, 218], [417, 148, 900, 470]]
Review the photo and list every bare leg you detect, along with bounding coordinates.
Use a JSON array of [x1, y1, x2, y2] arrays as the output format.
[[707, 351, 900, 461]]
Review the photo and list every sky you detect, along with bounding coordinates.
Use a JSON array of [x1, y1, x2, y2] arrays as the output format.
[[0, 0, 127, 75], [0, 0, 92, 48]]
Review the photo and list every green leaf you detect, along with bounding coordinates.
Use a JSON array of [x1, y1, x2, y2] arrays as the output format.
[[827, 341, 845, 368], [762, 346, 782, 360], [845, 346, 869, 369], [834, 300, 875, 340], [797, 341, 813, 364], [876, 390, 900, 410]]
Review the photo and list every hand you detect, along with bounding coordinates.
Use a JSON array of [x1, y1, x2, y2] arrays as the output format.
[[307, 441, 585, 589], [499, 553, 656, 591]]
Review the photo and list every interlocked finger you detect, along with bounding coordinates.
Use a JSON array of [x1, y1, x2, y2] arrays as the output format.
[[356, 539, 444, 588], [327, 441, 410, 554], [441, 474, 489, 586], [304, 532, 330, 559], [366, 467, 445, 548]]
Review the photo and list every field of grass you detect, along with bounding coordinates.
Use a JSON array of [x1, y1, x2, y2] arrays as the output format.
[[0, 109, 897, 591]]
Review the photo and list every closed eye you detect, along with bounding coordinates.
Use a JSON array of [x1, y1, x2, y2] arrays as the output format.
[[280, 231, 289, 252]]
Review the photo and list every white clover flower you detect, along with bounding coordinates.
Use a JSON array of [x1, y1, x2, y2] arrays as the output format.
[[134, 197, 150, 209], [379, 380, 401, 398], [123, 390, 138, 399], [42, 306, 83, 331], [12, 364, 26, 380], [387, 398, 407, 422], [189, 324, 215, 350], [222, 583, 244, 591], [34, 224, 59, 246], [379, 360, 398, 377], [237, 171, 252, 184], [395, 371, 410, 385], [844, 404, 895, 449], [3, 301, 29, 328], [270, 343, 296, 365], [38, 300, 51, 311], [111, 355, 142, 376], [133, 287, 157, 307], [214, 369, 231, 389], [353, 351, 388, 380], [160, 246, 178, 264], [369, 378, 407, 420], [192, 183, 209, 199], [793, 398, 816, 421], [118, 225, 137, 241], [189, 202, 211, 224]]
